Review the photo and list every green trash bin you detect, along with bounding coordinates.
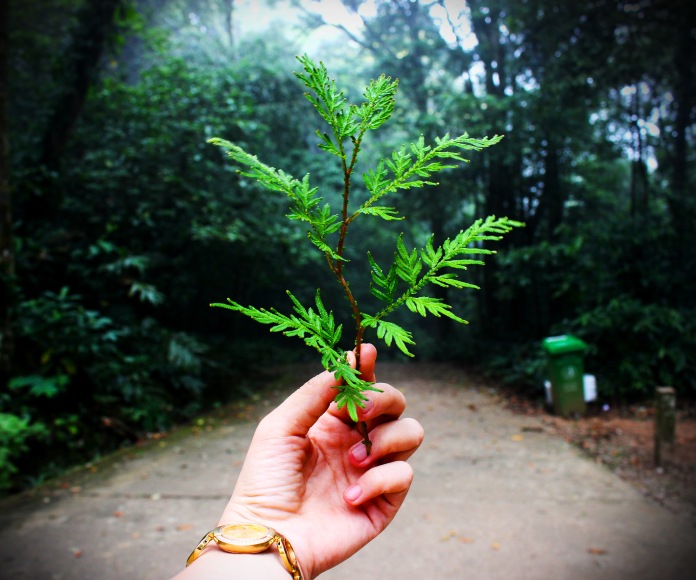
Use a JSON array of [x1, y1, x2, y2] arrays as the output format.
[[542, 335, 587, 417]]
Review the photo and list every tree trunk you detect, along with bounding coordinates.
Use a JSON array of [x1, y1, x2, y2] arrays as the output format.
[[669, 11, 694, 238], [469, 0, 514, 334], [543, 141, 562, 234], [40, 0, 124, 169], [0, 0, 14, 381], [225, 0, 235, 55], [629, 85, 649, 216]]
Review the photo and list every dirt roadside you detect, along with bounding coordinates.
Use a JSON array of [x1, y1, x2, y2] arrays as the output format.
[[502, 388, 696, 527], [0, 362, 694, 580]]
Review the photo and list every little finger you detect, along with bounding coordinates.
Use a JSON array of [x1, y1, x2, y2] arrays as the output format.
[[343, 461, 414, 507]]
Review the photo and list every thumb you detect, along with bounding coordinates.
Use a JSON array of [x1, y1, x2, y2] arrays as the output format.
[[263, 344, 377, 438], [266, 365, 346, 438]]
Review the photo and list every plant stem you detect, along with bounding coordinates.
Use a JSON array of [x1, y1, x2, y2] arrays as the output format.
[[355, 327, 370, 454], [336, 135, 362, 277], [332, 134, 372, 454], [357, 420, 372, 455]]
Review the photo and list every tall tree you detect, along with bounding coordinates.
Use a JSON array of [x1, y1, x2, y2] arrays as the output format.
[[666, 0, 696, 246], [0, 0, 13, 382], [40, 0, 125, 169]]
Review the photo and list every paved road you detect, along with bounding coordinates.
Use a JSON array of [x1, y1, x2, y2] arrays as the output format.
[[1, 363, 694, 579]]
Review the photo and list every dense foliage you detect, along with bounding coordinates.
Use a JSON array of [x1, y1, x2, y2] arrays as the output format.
[[1, 0, 694, 493]]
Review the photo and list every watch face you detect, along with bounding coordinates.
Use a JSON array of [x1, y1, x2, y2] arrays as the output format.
[[216, 523, 276, 552]]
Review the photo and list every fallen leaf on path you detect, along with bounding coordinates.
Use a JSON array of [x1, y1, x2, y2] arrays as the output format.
[[71, 548, 83, 558], [177, 524, 194, 531], [511, 434, 524, 442], [491, 542, 501, 550], [112, 510, 124, 518], [458, 537, 474, 544], [588, 548, 607, 555]]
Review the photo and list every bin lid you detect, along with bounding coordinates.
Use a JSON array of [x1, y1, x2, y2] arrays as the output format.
[[542, 334, 588, 355]]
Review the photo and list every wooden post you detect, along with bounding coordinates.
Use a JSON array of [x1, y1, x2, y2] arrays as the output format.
[[654, 386, 676, 467]]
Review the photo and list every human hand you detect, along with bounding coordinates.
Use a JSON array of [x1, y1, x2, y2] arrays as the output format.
[[215, 344, 423, 578]]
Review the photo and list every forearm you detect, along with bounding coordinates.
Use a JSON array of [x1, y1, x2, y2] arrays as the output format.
[[172, 548, 294, 580]]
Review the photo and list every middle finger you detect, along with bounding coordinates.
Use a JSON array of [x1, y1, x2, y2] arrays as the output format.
[[328, 382, 407, 427], [348, 417, 424, 467]]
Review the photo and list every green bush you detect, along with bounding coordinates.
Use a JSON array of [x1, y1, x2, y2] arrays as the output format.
[[0, 413, 49, 491], [3, 48, 315, 492], [1, 287, 210, 492], [490, 207, 696, 401], [571, 298, 696, 400]]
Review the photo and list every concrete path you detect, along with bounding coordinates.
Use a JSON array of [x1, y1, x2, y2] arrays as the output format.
[[1, 363, 694, 579]]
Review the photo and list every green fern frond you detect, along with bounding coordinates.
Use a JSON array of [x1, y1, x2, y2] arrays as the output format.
[[210, 56, 524, 438]]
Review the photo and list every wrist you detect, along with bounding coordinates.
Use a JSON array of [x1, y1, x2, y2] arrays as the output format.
[[180, 547, 290, 579], [187, 519, 307, 580], [216, 507, 311, 578]]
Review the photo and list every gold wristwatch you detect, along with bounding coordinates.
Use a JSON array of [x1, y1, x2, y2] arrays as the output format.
[[186, 522, 303, 579]]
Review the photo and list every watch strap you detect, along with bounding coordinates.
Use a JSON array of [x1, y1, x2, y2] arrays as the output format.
[[274, 534, 302, 580], [186, 527, 220, 566]]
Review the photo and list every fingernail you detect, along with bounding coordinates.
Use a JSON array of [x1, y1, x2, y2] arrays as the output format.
[[344, 484, 362, 503], [350, 442, 368, 463]]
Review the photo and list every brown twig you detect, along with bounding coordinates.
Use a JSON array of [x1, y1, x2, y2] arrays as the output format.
[[356, 420, 372, 455], [330, 132, 372, 454]]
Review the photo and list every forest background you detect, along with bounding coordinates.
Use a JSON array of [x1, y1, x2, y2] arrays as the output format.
[[0, 0, 694, 493]]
